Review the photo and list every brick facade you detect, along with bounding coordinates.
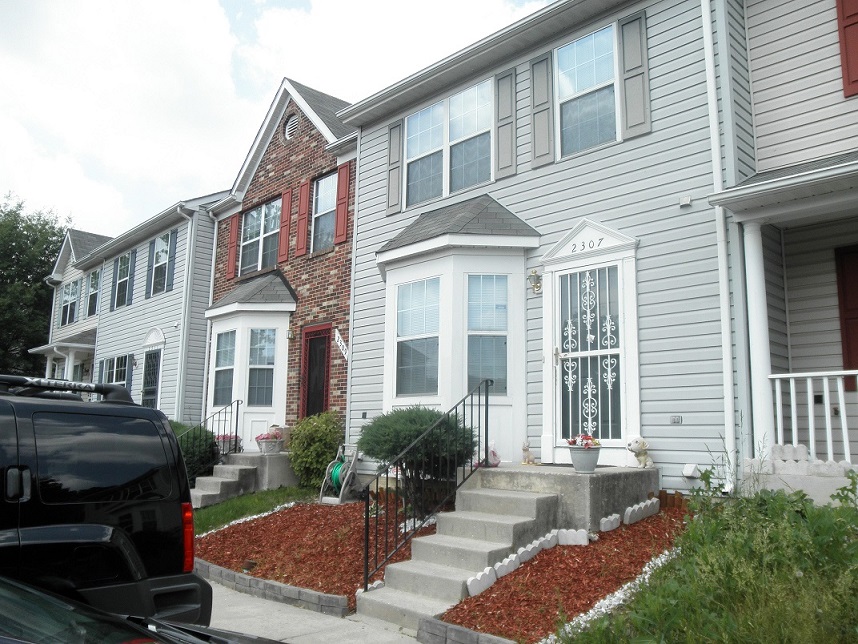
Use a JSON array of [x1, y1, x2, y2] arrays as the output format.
[[212, 105, 354, 427]]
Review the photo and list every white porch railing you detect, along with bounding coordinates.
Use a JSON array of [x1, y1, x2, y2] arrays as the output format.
[[769, 370, 858, 465]]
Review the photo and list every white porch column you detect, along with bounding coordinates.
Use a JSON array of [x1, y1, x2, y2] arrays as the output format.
[[742, 221, 775, 457]]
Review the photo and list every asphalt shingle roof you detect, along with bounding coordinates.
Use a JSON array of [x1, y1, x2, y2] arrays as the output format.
[[209, 270, 298, 310], [287, 78, 355, 141], [68, 229, 112, 260], [379, 195, 540, 253]]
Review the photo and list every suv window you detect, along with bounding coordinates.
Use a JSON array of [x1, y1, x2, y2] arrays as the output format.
[[33, 412, 172, 504]]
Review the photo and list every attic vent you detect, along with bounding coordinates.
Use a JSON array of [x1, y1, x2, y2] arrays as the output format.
[[284, 114, 299, 140]]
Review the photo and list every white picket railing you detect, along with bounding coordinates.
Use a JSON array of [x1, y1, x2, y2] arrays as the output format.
[[769, 370, 858, 465]]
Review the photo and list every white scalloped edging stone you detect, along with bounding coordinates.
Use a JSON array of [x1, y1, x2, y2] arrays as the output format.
[[623, 497, 660, 525], [355, 580, 384, 596], [600, 513, 621, 532], [557, 528, 589, 546], [466, 566, 497, 596]]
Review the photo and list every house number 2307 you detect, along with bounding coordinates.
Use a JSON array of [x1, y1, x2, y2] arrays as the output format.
[[570, 237, 604, 253]]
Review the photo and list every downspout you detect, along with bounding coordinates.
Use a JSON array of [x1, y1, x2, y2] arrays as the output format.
[[345, 139, 362, 447], [702, 0, 737, 491], [175, 205, 194, 422], [200, 207, 220, 422]]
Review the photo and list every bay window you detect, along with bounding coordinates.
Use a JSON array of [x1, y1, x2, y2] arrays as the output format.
[[247, 328, 275, 406], [467, 275, 508, 394], [213, 330, 235, 406], [396, 277, 440, 395]]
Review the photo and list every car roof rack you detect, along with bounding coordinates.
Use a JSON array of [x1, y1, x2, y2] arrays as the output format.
[[0, 376, 134, 403]]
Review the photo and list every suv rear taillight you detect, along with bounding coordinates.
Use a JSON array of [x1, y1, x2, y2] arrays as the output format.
[[182, 502, 195, 573]]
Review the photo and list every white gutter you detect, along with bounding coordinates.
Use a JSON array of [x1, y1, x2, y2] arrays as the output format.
[[702, 0, 737, 492], [175, 205, 194, 421]]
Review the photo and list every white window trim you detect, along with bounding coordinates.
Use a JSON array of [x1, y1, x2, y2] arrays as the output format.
[[213, 330, 236, 407], [540, 219, 640, 466], [151, 232, 170, 295], [403, 79, 495, 209], [61, 280, 79, 326], [87, 270, 100, 317], [115, 253, 131, 308], [239, 199, 280, 275], [466, 274, 509, 395], [311, 172, 337, 253], [553, 23, 622, 160]]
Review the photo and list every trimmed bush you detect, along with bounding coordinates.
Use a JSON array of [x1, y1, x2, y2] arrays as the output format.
[[174, 422, 218, 486], [289, 411, 344, 489], [357, 406, 475, 515]]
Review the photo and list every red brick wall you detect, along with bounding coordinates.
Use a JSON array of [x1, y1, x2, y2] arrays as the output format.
[[211, 106, 354, 426]]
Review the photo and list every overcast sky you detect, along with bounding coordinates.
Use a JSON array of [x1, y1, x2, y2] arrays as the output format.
[[0, 0, 549, 237]]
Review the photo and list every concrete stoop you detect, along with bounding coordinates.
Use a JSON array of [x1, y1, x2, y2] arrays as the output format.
[[191, 452, 300, 509], [357, 487, 559, 630]]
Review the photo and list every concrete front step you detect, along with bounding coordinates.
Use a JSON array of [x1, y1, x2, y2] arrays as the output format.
[[356, 585, 454, 631], [436, 510, 542, 546], [383, 560, 472, 603], [456, 487, 558, 520], [194, 475, 242, 495], [411, 532, 514, 572]]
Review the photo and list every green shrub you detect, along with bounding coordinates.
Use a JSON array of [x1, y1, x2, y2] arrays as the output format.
[[357, 406, 475, 515], [289, 411, 343, 489], [174, 422, 218, 486]]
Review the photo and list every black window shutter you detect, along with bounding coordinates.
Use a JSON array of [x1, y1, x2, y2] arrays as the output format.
[[110, 258, 118, 312], [127, 250, 137, 306]]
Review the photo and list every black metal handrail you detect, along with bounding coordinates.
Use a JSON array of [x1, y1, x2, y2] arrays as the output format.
[[175, 400, 242, 485], [362, 380, 492, 590]]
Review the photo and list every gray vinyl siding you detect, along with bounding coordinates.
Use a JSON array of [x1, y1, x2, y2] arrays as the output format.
[[783, 220, 858, 374], [747, 0, 858, 171], [718, 0, 756, 184], [94, 216, 215, 423], [348, 0, 727, 491], [763, 225, 789, 374]]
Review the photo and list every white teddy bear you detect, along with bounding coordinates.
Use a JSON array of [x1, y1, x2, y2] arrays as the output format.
[[626, 436, 654, 468]]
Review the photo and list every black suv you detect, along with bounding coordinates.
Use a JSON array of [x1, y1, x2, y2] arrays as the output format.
[[0, 376, 212, 625]]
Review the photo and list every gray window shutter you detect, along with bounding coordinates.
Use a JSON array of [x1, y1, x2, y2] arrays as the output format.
[[387, 120, 403, 215], [98, 360, 104, 384], [495, 68, 517, 179], [145, 239, 155, 299], [127, 250, 137, 306], [618, 11, 651, 139], [125, 354, 133, 390], [110, 258, 118, 312], [530, 53, 554, 169], [165, 228, 178, 292]]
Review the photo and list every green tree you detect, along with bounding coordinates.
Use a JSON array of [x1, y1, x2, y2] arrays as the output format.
[[0, 195, 67, 374]]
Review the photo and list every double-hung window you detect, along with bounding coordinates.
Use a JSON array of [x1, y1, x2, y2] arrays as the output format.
[[60, 280, 79, 326], [87, 270, 99, 316], [104, 355, 128, 385], [405, 79, 493, 207], [240, 199, 280, 275], [114, 253, 131, 308], [557, 25, 617, 157], [311, 173, 336, 253], [151, 232, 169, 295], [247, 329, 275, 406], [467, 275, 508, 394], [213, 331, 235, 406], [396, 277, 440, 395]]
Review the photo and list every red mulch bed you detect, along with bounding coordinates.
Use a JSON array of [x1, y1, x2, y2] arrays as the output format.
[[196, 502, 686, 641]]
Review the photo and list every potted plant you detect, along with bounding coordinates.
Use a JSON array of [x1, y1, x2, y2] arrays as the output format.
[[566, 433, 601, 473], [256, 427, 284, 454], [215, 433, 242, 455]]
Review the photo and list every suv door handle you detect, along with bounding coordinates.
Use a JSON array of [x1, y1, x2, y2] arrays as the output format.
[[5, 467, 30, 502]]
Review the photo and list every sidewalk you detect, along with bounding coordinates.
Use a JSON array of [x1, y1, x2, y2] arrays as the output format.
[[208, 580, 418, 643]]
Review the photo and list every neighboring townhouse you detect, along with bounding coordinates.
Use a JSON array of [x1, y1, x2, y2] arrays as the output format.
[[71, 191, 228, 422], [205, 79, 356, 447], [31, 229, 113, 381], [710, 0, 858, 482], [340, 0, 857, 494]]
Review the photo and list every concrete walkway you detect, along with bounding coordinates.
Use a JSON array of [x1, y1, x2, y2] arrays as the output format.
[[208, 580, 417, 643]]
